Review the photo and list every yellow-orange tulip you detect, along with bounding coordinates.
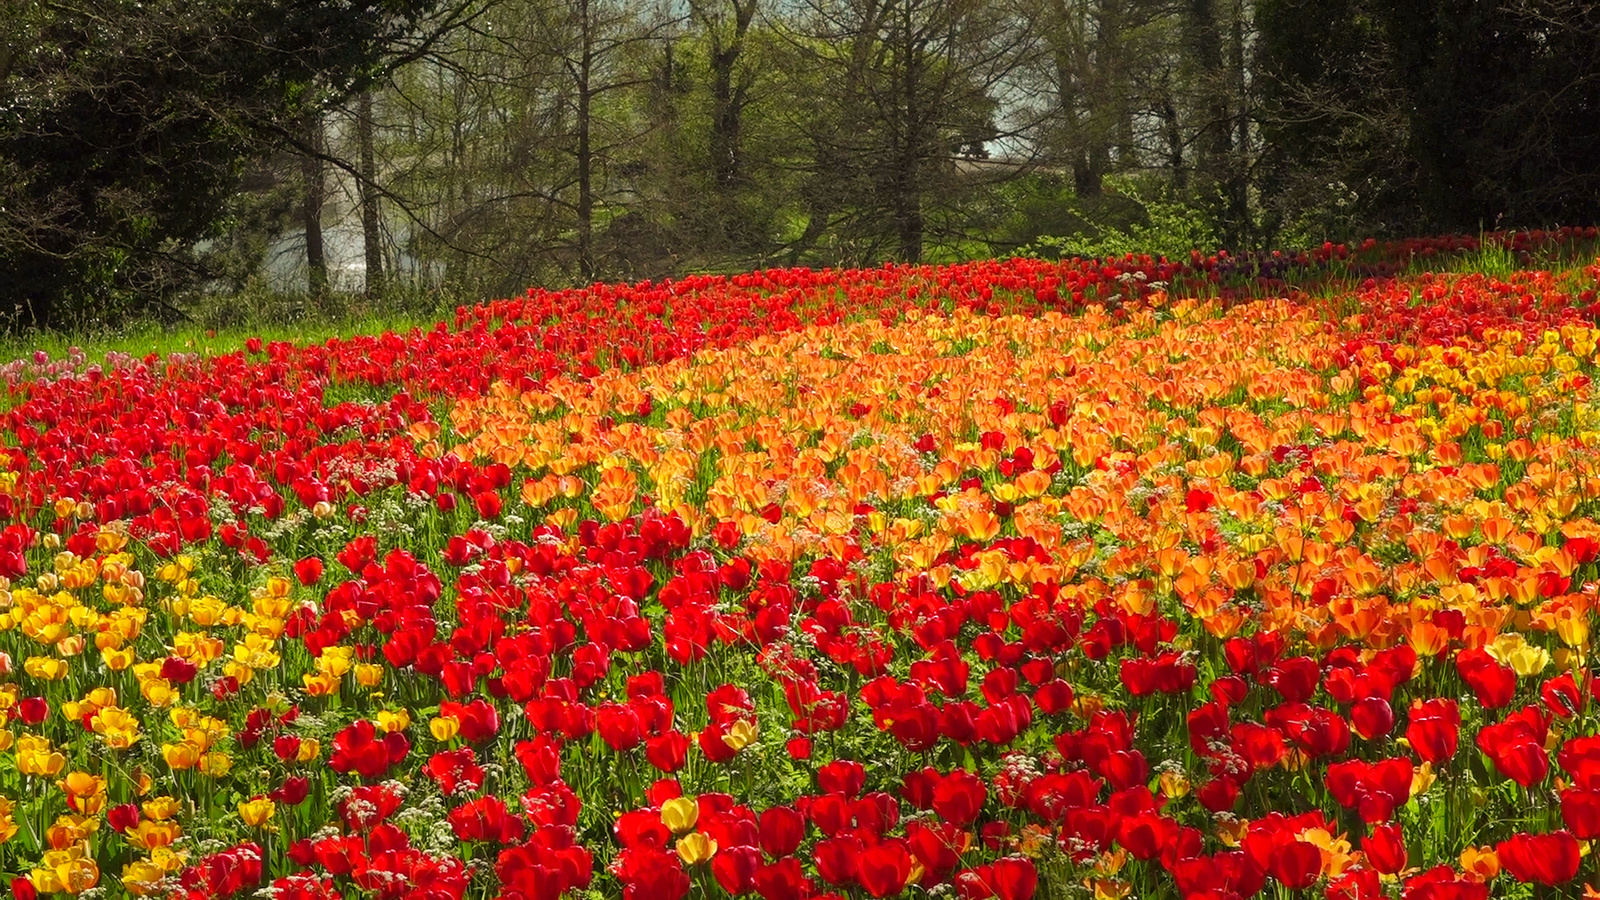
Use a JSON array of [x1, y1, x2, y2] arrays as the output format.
[[429, 716, 461, 742], [238, 797, 275, 827], [676, 832, 717, 865]]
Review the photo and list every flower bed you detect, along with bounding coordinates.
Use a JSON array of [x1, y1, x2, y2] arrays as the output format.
[[0, 235, 1599, 899]]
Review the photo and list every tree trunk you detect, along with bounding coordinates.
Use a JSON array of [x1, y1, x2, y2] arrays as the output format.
[[1225, 0, 1250, 239], [1187, 0, 1231, 168], [895, 0, 924, 264], [302, 110, 329, 299], [1159, 87, 1186, 191], [1098, 0, 1133, 169], [576, 0, 596, 282], [706, 0, 756, 191], [357, 90, 384, 298]]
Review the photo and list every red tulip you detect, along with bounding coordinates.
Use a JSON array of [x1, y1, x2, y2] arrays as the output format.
[[1542, 671, 1584, 718], [16, 697, 46, 726], [1476, 713, 1550, 787], [808, 794, 851, 837], [816, 760, 866, 797], [753, 857, 807, 900], [759, 807, 805, 859], [1268, 840, 1323, 890], [1326, 757, 1412, 822], [1032, 679, 1074, 715], [328, 719, 409, 779], [1561, 735, 1600, 789], [615, 810, 672, 849], [294, 556, 324, 586], [645, 731, 690, 773], [712, 845, 762, 895], [1350, 696, 1394, 740], [1328, 868, 1381, 900], [107, 803, 140, 833], [1400, 864, 1489, 900], [596, 703, 644, 752], [1117, 811, 1176, 861], [856, 840, 912, 898], [813, 836, 862, 886], [1560, 788, 1600, 839], [990, 857, 1037, 900], [1264, 656, 1321, 702], [1497, 830, 1581, 885], [1363, 822, 1407, 875], [270, 775, 310, 806], [931, 770, 987, 826], [1456, 648, 1515, 709], [1405, 698, 1460, 764], [906, 820, 965, 884]]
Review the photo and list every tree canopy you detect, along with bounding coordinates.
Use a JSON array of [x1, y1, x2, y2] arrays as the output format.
[[5, 0, 1600, 328], [0, 0, 464, 327]]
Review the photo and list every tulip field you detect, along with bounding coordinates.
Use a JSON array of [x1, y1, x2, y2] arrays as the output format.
[[9, 229, 1600, 900]]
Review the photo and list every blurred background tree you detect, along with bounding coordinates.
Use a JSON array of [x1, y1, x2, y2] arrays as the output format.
[[4, 0, 1599, 329]]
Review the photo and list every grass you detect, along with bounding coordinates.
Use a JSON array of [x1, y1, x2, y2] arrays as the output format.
[[0, 285, 460, 370]]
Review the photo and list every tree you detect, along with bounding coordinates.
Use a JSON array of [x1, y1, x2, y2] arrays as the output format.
[[1256, 0, 1600, 237], [0, 0, 468, 328], [301, 111, 331, 298], [782, 0, 1038, 264]]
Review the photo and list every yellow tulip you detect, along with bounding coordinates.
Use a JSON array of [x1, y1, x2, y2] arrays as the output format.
[[101, 647, 135, 670], [354, 663, 384, 688], [47, 814, 96, 850], [149, 845, 186, 872], [1557, 607, 1591, 648], [161, 741, 202, 770], [140, 678, 177, 707], [375, 709, 410, 733], [17, 736, 65, 777], [59, 771, 104, 798], [721, 719, 757, 751], [660, 796, 698, 834], [122, 860, 166, 896], [1489, 633, 1551, 677], [297, 738, 320, 763], [127, 819, 182, 851], [91, 706, 142, 749], [23, 656, 68, 681], [200, 751, 232, 777], [1156, 771, 1191, 800], [302, 671, 339, 696], [141, 796, 180, 821], [28, 870, 63, 894], [429, 716, 461, 742], [1460, 846, 1500, 879], [1411, 762, 1437, 798], [676, 832, 717, 865], [238, 797, 275, 828]]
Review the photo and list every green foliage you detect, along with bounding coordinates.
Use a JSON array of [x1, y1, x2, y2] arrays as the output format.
[[1015, 175, 1218, 261], [1256, 0, 1600, 238], [0, 0, 451, 331]]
